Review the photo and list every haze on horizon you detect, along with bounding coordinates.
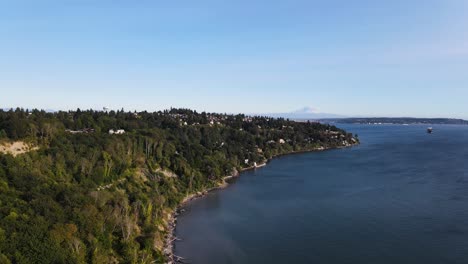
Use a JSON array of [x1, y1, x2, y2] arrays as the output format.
[[1, 1, 467, 119]]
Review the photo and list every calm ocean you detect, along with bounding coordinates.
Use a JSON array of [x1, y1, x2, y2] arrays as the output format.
[[174, 124, 468, 264]]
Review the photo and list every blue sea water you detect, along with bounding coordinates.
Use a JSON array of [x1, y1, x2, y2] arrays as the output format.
[[174, 125, 468, 264]]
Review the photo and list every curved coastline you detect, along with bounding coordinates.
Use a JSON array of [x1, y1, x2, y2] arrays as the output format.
[[162, 143, 358, 263]]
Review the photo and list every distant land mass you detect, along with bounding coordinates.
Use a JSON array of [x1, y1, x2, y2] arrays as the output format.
[[261, 107, 346, 119], [322, 117, 468, 125]]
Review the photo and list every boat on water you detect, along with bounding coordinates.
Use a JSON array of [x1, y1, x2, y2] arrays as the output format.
[[427, 127, 433, 134]]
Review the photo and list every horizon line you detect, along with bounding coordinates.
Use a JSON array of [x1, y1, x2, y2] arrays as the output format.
[[1, 107, 467, 121]]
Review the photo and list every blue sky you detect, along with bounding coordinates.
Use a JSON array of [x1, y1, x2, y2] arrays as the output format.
[[1, 0, 467, 118]]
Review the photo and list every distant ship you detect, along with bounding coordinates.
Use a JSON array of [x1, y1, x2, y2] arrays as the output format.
[[427, 127, 433, 134]]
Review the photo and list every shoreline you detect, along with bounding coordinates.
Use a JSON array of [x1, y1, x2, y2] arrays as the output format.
[[162, 143, 357, 263]]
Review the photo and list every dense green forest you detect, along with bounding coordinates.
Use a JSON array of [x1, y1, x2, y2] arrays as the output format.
[[0, 108, 357, 263]]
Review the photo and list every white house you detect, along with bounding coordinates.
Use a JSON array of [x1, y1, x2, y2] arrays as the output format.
[[109, 129, 125, 135]]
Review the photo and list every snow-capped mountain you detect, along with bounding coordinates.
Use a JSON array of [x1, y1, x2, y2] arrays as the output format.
[[259, 107, 346, 120]]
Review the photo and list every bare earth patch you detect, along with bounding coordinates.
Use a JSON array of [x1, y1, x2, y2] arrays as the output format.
[[0, 141, 39, 157], [155, 168, 178, 178]]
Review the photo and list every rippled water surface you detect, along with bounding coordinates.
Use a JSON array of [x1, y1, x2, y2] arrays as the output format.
[[175, 125, 468, 264]]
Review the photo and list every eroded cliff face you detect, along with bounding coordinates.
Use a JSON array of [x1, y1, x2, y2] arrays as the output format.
[[0, 141, 39, 157]]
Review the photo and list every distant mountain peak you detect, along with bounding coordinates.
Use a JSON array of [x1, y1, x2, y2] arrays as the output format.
[[257, 107, 345, 120], [293, 106, 320, 114]]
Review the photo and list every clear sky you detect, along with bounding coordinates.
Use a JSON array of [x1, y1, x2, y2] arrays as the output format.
[[1, 0, 467, 118]]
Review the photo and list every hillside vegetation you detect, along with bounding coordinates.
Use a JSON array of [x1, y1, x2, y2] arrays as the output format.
[[0, 108, 357, 263]]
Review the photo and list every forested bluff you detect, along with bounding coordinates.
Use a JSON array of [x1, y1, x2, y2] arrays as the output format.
[[0, 108, 358, 263]]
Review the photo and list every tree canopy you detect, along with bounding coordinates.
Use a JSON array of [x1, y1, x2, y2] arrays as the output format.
[[0, 108, 357, 263]]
